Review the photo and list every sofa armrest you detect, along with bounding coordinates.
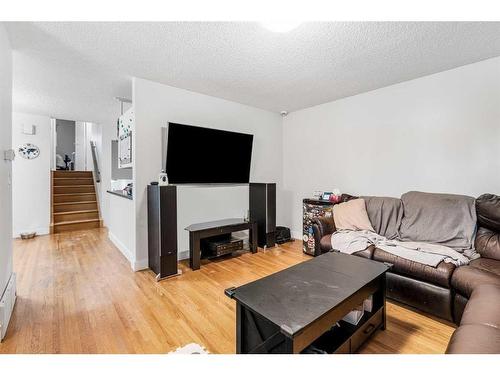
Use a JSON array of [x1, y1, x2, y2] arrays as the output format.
[[475, 226, 500, 261], [312, 216, 336, 256]]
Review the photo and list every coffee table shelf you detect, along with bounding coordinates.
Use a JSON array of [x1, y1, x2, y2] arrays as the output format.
[[304, 307, 384, 353]]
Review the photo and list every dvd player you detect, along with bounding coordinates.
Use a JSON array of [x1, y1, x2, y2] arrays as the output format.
[[202, 235, 243, 257]]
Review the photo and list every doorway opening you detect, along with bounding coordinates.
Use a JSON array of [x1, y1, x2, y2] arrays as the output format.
[[51, 119, 100, 172], [54, 119, 75, 170]]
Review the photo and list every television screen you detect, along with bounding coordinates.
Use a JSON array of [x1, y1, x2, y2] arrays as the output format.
[[166, 122, 254, 184]]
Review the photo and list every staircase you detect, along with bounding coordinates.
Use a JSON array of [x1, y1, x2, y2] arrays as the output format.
[[51, 170, 103, 233]]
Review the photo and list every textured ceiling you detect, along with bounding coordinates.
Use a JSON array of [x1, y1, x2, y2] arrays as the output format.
[[5, 22, 500, 120]]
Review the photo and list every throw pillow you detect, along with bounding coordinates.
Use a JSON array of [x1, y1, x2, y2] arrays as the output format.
[[333, 198, 375, 232]]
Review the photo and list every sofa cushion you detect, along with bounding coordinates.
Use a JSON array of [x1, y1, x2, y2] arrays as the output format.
[[362, 196, 403, 240], [332, 198, 375, 232], [386, 272, 454, 321], [460, 284, 500, 328], [399, 191, 476, 251], [475, 226, 500, 261], [373, 248, 455, 288], [446, 324, 500, 354], [451, 259, 500, 298], [476, 193, 500, 232]]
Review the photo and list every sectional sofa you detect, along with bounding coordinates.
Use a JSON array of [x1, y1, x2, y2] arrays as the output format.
[[312, 192, 500, 353]]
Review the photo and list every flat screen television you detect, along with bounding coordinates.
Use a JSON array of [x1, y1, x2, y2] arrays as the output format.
[[165, 122, 254, 184]]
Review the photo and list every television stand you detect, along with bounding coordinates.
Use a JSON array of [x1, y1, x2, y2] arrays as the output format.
[[185, 218, 258, 270]]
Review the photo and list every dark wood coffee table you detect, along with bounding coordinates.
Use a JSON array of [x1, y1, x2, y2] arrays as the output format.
[[225, 252, 390, 354]]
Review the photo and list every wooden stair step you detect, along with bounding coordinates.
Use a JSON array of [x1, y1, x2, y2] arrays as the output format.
[[53, 200, 97, 205], [53, 201, 98, 213], [53, 209, 99, 223], [53, 218, 100, 225], [54, 185, 95, 194], [53, 177, 94, 186], [53, 193, 96, 203], [52, 218, 101, 233], [53, 193, 95, 196], [53, 209, 98, 214], [53, 201, 98, 214], [53, 171, 92, 178]]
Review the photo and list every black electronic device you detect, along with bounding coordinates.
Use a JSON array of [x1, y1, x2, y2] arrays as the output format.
[[202, 235, 244, 258], [276, 226, 292, 244], [166, 122, 253, 184]]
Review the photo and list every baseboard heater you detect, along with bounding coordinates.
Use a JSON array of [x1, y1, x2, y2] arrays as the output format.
[[0, 273, 16, 341]]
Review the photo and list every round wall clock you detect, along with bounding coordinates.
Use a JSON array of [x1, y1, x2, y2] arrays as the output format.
[[18, 143, 40, 159]]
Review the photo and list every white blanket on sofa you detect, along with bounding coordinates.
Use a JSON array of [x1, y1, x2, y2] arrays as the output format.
[[330, 229, 473, 267]]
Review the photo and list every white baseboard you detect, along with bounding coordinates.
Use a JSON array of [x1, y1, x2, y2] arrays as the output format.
[[0, 273, 16, 341], [108, 231, 134, 269], [133, 258, 149, 271], [178, 250, 190, 261], [108, 232, 150, 272], [13, 226, 50, 238]]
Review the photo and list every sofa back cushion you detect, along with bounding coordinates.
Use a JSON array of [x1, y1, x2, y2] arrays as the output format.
[[332, 198, 375, 232], [362, 196, 403, 240], [476, 194, 500, 232], [399, 191, 476, 251]]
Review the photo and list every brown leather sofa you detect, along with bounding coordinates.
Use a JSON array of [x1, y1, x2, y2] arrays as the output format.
[[312, 193, 500, 353], [446, 284, 500, 353]]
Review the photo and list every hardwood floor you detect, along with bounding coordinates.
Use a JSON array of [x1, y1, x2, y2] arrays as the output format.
[[0, 228, 455, 354]]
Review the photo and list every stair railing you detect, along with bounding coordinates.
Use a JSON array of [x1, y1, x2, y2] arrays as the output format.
[[90, 141, 101, 183]]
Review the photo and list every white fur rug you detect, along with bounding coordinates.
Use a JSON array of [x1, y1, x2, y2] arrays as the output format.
[[169, 343, 209, 354]]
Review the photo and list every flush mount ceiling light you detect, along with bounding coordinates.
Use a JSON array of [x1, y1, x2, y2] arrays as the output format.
[[260, 22, 303, 33]]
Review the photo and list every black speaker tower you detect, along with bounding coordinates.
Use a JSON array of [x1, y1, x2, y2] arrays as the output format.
[[147, 184, 179, 280], [249, 183, 276, 248]]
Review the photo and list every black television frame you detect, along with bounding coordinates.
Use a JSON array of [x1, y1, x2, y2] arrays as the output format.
[[163, 122, 254, 185]]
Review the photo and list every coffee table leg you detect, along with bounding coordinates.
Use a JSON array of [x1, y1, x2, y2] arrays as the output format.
[[381, 274, 387, 330], [236, 303, 243, 353]]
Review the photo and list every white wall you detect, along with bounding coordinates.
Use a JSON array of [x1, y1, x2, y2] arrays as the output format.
[[0, 25, 13, 295], [133, 78, 283, 267], [12, 112, 51, 237], [283, 56, 500, 238], [106, 194, 136, 267], [11, 114, 105, 239], [100, 101, 136, 267], [176, 185, 250, 259]]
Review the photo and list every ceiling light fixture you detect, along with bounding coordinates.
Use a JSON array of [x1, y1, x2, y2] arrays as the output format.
[[261, 22, 303, 33]]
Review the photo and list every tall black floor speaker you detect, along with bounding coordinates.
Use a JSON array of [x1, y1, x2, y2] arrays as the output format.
[[249, 183, 276, 248], [147, 184, 179, 280]]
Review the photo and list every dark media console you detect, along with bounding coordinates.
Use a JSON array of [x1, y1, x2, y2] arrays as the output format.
[[186, 219, 258, 270], [147, 182, 277, 274]]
